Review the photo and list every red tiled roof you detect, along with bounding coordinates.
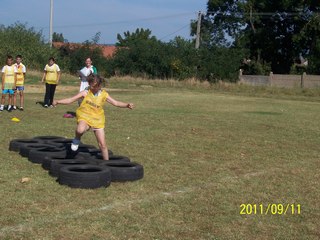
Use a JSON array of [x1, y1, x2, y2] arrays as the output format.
[[53, 42, 117, 58]]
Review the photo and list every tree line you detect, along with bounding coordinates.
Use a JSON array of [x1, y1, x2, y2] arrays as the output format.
[[0, 1, 319, 82]]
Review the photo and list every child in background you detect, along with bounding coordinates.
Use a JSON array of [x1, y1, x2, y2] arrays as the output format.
[[53, 73, 134, 160], [79, 57, 97, 92], [13, 55, 26, 110], [41, 57, 61, 108], [1, 55, 17, 112], [78, 57, 97, 105]]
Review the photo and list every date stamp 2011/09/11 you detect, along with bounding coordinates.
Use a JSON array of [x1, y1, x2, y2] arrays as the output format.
[[240, 203, 301, 215]]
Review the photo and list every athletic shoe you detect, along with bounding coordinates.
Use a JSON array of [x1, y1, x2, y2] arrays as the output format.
[[7, 105, 12, 112], [0, 106, 3, 111], [13, 106, 17, 110], [49, 105, 54, 108], [19, 107, 24, 111], [71, 139, 80, 151], [44, 104, 48, 108]]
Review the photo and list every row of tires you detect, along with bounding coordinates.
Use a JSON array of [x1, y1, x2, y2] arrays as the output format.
[[9, 136, 144, 189]]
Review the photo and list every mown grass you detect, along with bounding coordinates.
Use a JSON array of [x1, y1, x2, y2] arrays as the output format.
[[0, 77, 319, 239]]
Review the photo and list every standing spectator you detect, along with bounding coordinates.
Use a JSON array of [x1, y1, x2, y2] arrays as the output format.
[[41, 57, 61, 108], [13, 55, 26, 110], [78, 57, 97, 92], [0, 55, 17, 112]]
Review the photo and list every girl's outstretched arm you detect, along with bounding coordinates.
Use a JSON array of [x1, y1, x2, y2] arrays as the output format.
[[53, 91, 86, 106], [107, 95, 134, 109]]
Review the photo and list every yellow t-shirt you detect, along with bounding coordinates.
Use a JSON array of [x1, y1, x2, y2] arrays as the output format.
[[15, 63, 26, 86], [2, 65, 16, 89], [76, 89, 109, 129], [44, 64, 60, 84]]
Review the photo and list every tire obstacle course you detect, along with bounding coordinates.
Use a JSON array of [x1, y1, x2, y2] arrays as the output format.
[[9, 136, 144, 189]]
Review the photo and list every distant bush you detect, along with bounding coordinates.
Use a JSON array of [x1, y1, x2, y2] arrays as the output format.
[[0, 23, 57, 69]]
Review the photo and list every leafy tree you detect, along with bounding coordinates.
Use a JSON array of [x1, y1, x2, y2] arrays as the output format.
[[116, 28, 155, 47], [52, 32, 67, 42], [84, 32, 101, 45], [0, 22, 56, 69], [198, 0, 320, 74], [167, 37, 198, 79], [112, 28, 172, 78], [197, 46, 247, 81]]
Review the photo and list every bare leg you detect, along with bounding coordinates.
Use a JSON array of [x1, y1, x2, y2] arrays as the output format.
[[0, 95, 5, 110], [20, 91, 24, 108], [94, 129, 109, 160], [1, 95, 6, 105], [75, 120, 90, 140], [13, 91, 17, 107], [8, 95, 13, 106]]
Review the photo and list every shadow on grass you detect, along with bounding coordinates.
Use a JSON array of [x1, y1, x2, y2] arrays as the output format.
[[35, 101, 45, 107]]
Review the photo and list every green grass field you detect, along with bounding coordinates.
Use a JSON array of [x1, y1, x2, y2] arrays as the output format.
[[0, 78, 319, 240]]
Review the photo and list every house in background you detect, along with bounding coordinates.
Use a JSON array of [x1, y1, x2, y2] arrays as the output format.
[[52, 42, 117, 58]]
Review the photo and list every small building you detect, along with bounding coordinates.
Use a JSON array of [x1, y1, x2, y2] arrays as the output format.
[[52, 42, 117, 58]]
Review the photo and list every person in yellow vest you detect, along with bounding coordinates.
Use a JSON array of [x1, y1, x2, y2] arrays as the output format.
[[13, 55, 26, 110], [53, 73, 134, 160], [0, 55, 17, 112], [41, 57, 61, 108]]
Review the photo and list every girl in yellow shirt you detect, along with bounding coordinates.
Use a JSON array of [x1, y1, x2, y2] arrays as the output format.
[[41, 57, 61, 107], [53, 74, 134, 160]]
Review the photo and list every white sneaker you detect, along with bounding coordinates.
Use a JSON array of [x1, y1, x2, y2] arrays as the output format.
[[71, 139, 80, 151], [71, 143, 79, 151]]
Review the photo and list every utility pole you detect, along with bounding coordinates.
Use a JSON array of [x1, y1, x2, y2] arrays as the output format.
[[49, 0, 53, 47], [195, 11, 202, 49]]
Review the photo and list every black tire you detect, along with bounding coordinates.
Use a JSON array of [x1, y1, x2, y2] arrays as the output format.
[[33, 136, 66, 142], [42, 154, 94, 170], [63, 144, 97, 159], [9, 138, 43, 152], [98, 162, 143, 182], [58, 165, 111, 189], [43, 138, 74, 148], [19, 143, 56, 158], [87, 148, 113, 157], [73, 144, 97, 152], [28, 148, 68, 164], [49, 159, 96, 177], [91, 154, 129, 162]]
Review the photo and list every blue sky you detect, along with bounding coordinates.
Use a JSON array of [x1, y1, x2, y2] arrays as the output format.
[[0, 0, 207, 44]]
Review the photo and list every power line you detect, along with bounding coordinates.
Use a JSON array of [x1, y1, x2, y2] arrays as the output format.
[[36, 12, 197, 30], [159, 24, 190, 41]]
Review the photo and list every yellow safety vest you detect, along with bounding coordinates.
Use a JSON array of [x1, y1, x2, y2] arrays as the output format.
[[45, 64, 59, 84], [76, 89, 109, 129], [3, 65, 15, 89], [15, 63, 26, 86]]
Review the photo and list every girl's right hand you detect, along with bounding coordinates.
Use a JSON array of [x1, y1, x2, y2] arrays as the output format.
[[127, 103, 134, 109]]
